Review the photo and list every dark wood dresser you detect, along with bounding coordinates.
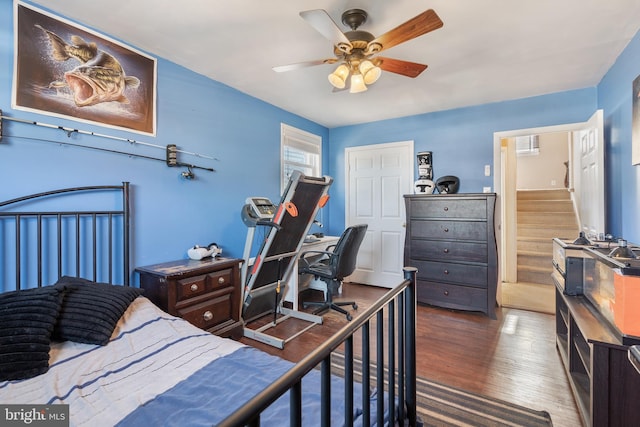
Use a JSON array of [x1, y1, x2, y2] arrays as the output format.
[[403, 193, 498, 318], [136, 257, 244, 339]]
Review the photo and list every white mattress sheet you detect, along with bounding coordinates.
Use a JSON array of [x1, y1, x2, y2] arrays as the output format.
[[0, 296, 245, 426]]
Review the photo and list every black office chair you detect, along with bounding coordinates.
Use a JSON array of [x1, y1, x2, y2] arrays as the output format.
[[299, 224, 368, 321]]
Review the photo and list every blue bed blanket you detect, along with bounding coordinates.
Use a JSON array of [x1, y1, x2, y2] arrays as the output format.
[[1, 297, 388, 426], [118, 346, 386, 426]]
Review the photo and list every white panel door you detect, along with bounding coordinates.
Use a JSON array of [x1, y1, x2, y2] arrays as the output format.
[[345, 141, 414, 288], [576, 109, 605, 238]]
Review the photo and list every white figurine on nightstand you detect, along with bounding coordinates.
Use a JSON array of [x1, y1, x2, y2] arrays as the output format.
[[187, 243, 222, 260]]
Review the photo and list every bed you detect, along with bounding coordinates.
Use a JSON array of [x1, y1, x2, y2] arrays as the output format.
[[0, 183, 419, 426]]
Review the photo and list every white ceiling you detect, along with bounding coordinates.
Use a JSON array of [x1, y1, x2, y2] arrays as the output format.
[[28, 0, 640, 128]]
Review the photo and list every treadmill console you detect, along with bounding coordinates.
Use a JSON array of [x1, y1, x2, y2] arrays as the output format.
[[246, 197, 276, 219]]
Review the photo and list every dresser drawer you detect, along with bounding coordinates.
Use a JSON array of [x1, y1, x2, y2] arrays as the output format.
[[412, 259, 487, 287], [177, 292, 233, 330], [410, 198, 487, 219], [410, 239, 487, 263], [176, 268, 233, 302], [410, 220, 487, 241], [417, 280, 487, 311]]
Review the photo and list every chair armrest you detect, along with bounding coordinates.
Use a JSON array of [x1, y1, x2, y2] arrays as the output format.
[[298, 250, 333, 270]]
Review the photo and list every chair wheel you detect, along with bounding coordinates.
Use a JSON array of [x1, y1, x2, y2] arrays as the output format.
[[352, 303, 358, 310], [346, 313, 352, 321]]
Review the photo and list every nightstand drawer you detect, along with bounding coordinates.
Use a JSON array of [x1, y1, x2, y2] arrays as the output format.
[[178, 293, 233, 330], [177, 268, 233, 301]]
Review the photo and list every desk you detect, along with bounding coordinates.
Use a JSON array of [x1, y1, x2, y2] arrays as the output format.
[[284, 235, 339, 310]]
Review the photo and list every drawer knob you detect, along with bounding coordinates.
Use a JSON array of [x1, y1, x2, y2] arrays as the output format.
[[444, 228, 449, 232], [444, 290, 449, 296], [203, 310, 214, 321], [190, 284, 199, 292], [444, 207, 449, 211], [444, 269, 449, 275], [218, 277, 225, 284], [443, 248, 449, 254]]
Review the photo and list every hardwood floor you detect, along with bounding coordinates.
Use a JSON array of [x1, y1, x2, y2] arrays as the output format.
[[240, 283, 581, 427]]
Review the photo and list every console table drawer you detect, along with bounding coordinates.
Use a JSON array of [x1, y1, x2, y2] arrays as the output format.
[[413, 260, 488, 288], [410, 240, 487, 262], [410, 220, 487, 241]]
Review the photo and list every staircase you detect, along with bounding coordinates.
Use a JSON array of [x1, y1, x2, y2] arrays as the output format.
[[517, 189, 579, 285]]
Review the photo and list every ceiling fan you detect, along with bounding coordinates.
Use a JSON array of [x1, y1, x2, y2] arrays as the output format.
[[273, 8, 444, 93]]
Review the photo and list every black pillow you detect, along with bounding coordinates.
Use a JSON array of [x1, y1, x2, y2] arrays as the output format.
[[53, 276, 143, 346], [0, 286, 64, 381]]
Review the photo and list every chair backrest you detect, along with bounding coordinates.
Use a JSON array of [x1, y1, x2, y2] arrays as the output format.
[[330, 224, 368, 280]]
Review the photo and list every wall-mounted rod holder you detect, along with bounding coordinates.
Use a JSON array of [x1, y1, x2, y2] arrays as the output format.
[[0, 112, 218, 160], [166, 144, 178, 166], [0, 111, 216, 177]]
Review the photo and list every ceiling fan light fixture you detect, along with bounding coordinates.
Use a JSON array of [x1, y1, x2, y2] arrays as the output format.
[[328, 64, 350, 89], [349, 73, 367, 93], [359, 60, 381, 85]]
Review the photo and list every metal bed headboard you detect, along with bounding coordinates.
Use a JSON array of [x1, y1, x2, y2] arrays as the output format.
[[0, 182, 130, 290]]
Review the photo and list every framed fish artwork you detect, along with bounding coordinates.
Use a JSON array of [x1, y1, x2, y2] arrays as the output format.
[[12, 1, 157, 136]]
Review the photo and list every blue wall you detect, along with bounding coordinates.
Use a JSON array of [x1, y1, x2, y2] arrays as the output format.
[[0, 1, 329, 280], [598, 30, 640, 242], [327, 89, 597, 232], [2, 0, 639, 288]]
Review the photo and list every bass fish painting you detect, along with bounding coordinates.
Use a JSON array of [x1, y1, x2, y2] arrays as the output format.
[[13, 2, 156, 135], [35, 24, 141, 108]]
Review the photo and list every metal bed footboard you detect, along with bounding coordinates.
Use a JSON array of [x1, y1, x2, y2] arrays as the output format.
[[0, 183, 131, 290], [218, 267, 418, 427]]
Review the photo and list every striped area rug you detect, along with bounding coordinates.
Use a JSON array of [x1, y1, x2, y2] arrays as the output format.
[[330, 353, 553, 427]]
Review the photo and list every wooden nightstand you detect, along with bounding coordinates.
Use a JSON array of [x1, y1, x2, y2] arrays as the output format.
[[136, 257, 244, 339]]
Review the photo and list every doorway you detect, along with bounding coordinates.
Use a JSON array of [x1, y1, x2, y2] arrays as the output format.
[[493, 110, 604, 311]]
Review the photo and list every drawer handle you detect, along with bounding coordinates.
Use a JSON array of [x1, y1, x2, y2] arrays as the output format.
[[218, 277, 225, 284], [444, 207, 449, 212], [443, 248, 449, 254], [444, 228, 449, 233], [444, 269, 449, 275], [203, 311, 214, 321], [444, 290, 449, 296], [190, 284, 199, 292]]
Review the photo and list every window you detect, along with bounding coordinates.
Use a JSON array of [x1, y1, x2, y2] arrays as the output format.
[[281, 124, 322, 191], [515, 135, 540, 156]]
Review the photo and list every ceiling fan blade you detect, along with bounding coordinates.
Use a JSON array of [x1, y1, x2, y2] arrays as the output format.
[[368, 9, 443, 54], [376, 57, 428, 78], [300, 9, 352, 53], [273, 58, 337, 73]]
